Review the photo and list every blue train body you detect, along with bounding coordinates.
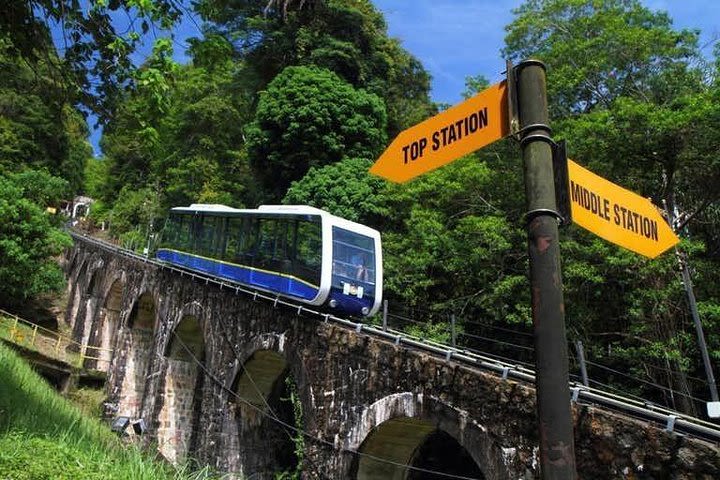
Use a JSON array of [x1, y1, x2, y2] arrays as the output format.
[[155, 204, 383, 317]]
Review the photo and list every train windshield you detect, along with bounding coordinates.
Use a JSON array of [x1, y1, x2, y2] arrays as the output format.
[[331, 227, 376, 293]]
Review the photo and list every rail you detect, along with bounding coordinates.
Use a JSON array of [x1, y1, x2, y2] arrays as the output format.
[[0, 308, 113, 370], [69, 230, 720, 443]]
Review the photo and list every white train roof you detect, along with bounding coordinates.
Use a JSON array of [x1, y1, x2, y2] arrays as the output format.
[[170, 204, 378, 237], [174, 203, 324, 215]]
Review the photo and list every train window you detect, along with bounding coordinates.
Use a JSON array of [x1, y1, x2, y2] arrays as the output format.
[[197, 215, 220, 257], [213, 216, 227, 257], [159, 214, 180, 248], [274, 218, 290, 261], [242, 217, 258, 258], [224, 216, 241, 262], [295, 217, 322, 285], [331, 227, 375, 287], [256, 217, 276, 267], [178, 215, 189, 251], [164, 213, 192, 251]]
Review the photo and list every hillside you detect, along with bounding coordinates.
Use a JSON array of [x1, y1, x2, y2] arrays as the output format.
[[0, 342, 214, 480]]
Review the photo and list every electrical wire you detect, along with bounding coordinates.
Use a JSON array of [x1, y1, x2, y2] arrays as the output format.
[[585, 360, 707, 404], [166, 327, 485, 480], [458, 331, 535, 352]]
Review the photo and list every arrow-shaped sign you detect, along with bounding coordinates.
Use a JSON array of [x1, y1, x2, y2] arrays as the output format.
[[370, 81, 509, 183], [567, 159, 679, 258]]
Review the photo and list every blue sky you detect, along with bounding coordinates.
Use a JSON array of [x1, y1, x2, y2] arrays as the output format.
[[373, 0, 720, 106], [81, 0, 720, 154]]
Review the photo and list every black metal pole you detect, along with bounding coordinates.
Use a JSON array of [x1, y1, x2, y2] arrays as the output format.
[[666, 204, 719, 408], [516, 59, 577, 479], [677, 251, 720, 404]]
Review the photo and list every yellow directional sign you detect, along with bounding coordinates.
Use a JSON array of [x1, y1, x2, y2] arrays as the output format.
[[567, 159, 679, 258], [370, 81, 509, 182]]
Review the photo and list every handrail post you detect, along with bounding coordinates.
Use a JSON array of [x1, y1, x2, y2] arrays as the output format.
[[382, 299, 388, 331], [576, 340, 589, 387], [31, 325, 38, 347], [451, 314, 456, 348], [9, 316, 18, 342]]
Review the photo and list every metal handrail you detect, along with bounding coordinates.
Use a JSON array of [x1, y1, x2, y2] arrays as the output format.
[[0, 308, 112, 368]]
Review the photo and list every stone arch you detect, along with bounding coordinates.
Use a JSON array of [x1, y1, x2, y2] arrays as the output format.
[[345, 393, 510, 480], [84, 273, 126, 371], [65, 246, 80, 276], [156, 308, 206, 464], [64, 254, 90, 329], [224, 334, 301, 479], [85, 262, 104, 297], [71, 255, 106, 347], [116, 291, 157, 420]]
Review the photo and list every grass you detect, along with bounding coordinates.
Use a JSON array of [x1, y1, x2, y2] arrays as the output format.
[[66, 387, 106, 418], [0, 341, 221, 479]]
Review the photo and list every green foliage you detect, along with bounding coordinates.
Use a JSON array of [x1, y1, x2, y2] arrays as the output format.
[[0, 36, 92, 194], [0, 0, 183, 120], [378, 143, 529, 325], [275, 376, 304, 480], [84, 158, 110, 200], [108, 185, 163, 239], [503, 0, 701, 116], [283, 157, 388, 223], [247, 65, 387, 199], [99, 46, 255, 223], [0, 343, 220, 479], [0, 170, 72, 306], [404, 321, 453, 345], [196, 0, 434, 137]]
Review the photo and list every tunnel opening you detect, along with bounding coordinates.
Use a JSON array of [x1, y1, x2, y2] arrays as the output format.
[[353, 417, 484, 480], [231, 350, 300, 478], [408, 429, 485, 480]]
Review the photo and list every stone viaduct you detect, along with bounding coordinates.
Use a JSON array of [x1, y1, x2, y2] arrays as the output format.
[[63, 235, 720, 479]]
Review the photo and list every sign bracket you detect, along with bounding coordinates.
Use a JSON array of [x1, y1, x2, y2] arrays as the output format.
[[553, 139, 572, 227], [506, 60, 520, 138]]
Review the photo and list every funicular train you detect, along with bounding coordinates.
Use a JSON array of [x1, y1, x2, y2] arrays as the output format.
[[156, 204, 383, 317]]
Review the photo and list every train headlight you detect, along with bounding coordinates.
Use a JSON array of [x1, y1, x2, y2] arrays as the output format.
[[361, 307, 369, 316], [329, 299, 338, 308]]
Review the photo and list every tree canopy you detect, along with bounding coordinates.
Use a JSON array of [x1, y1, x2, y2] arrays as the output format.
[[247, 65, 387, 198], [3, 0, 720, 419]]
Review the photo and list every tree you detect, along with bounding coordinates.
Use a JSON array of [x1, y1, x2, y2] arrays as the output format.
[[376, 140, 528, 324], [246, 65, 386, 200], [0, 35, 92, 194], [0, 0, 183, 120], [0, 170, 72, 307], [504, 0, 720, 413], [503, 0, 700, 117], [283, 157, 388, 224], [196, 0, 434, 137]]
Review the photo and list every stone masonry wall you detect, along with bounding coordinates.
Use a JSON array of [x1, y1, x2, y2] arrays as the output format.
[[65, 239, 720, 479]]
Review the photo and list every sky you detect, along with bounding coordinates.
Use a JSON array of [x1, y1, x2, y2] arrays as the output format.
[[79, 0, 720, 155], [373, 0, 720, 106]]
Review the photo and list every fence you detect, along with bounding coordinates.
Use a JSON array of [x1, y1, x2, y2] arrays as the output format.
[[0, 308, 113, 371]]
